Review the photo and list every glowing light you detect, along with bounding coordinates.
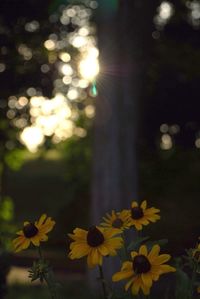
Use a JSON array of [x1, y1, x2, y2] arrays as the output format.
[[159, 2, 173, 19], [155, 1, 174, 26], [18, 44, 32, 60], [18, 97, 28, 106], [66, 8, 76, 17], [0, 63, 6, 72], [78, 79, 89, 88], [88, 47, 99, 58], [79, 56, 99, 81], [85, 105, 95, 118], [20, 126, 44, 153], [63, 76, 72, 85], [14, 118, 27, 128], [59, 52, 71, 62], [90, 1, 98, 9], [7, 110, 15, 119], [160, 134, 173, 150], [195, 138, 200, 148], [79, 27, 89, 36], [41, 64, 50, 73], [169, 124, 180, 134], [90, 82, 98, 97], [160, 123, 169, 133], [61, 64, 73, 76], [60, 15, 70, 25], [74, 127, 87, 137], [25, 20, 40, 32], [72, 36, 87, 48], [67, 89, 79, 100], [27, 87, 36, 97], [8, 97, 17, 109], [30, 96, 43, 107], [44, 40, 56, 51]]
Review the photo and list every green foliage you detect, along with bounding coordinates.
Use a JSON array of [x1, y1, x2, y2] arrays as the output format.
[[128, 236, 150, 251], [59, 131, 92, 201], [5, 149, 26, 171], [0, 196, 16, 250], [0, 196, 14, 222]]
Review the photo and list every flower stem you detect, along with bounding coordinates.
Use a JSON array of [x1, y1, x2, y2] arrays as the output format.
[[38, 246, 43, 259], [37, 246, 59, 299], [122, 231, 129, 259], [98, 265, 107, 299], [190, 265, 197, 297]]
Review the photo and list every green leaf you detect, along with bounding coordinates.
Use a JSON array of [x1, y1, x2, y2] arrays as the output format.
[[175, 268, 191, 299], [146, 238, 168, 249], [127, 236, 150, 251]]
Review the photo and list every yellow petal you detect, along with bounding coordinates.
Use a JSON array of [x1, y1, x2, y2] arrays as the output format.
[[98, 245, 109, 256], [91, 248, 100, 265], [69, 243, 90, 259], [31, 237, 40, 247], [131, 251, 138, 259], [17, 239, 31, 252], [125, 277, 135, 291], [148, 245, 160, 261], [159, 264, 176, 274], [134, 222, 143, 230], [144, 207, 160, 215], [141, 273, 153, 288], [153, 254, 171, 265], [131, 277, 141, 295], [37, 214, 47, 226], [121, 261, 133, 271], [141, 282, 151, 295], [87, 252, 94, 268], [131, 201, 138, 208], [16, 230, 23, 236], [112, 270, 133, 281], [141, 200, 147, 210], [139, 245, 148, 256]]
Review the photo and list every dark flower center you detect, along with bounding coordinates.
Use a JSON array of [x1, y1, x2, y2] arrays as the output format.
[[133, 255, 151, 274], [112, 218, 123, 228], [23, 223, 38, 238], [87, 226, 105, 247], [131, 207, 144, 220]]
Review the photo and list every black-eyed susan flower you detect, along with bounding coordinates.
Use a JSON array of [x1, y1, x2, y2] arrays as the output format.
[[112, 244, 176, 295], [68, 226, 123, 268], [13, 214, 55, 252], [101, 210, 131, 231], [192, 243, 200, 262], [127, 200, 160, 230]]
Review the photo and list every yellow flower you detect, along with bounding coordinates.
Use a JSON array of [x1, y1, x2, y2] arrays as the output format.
[[101, 210, 131, 231], [13, 214, 55, 252], [127, 200, 160, 230], [112, 244, 176, 295], [68, 226, 123, 268], [192, 243, 200, 262]]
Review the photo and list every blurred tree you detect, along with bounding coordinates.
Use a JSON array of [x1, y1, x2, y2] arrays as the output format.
[[90, 0, 160, 282]]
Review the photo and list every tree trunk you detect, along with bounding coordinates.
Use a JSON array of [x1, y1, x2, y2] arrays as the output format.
[[89, 0, 160, 288]]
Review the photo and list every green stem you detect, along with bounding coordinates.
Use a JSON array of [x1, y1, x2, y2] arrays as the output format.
[[98, 265, 107, 299], [190, 266, 197, 297], [37, 246, 58, 299], [38, 246, 43, 259], [44, 273, 57, 299], [122, 231, 129, 259]]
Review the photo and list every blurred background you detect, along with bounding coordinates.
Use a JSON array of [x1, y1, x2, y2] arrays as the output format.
[[0, 0, 200, 298]]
